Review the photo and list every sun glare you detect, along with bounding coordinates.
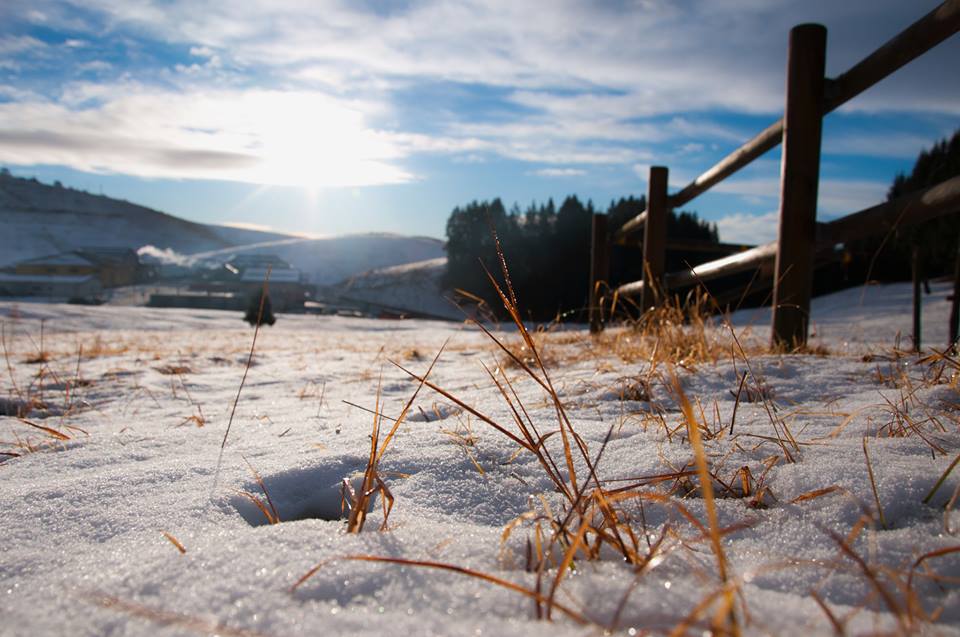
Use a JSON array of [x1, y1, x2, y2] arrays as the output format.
[[177, 91, 412, 193]]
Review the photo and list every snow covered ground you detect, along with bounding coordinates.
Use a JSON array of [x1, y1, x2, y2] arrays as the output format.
[[1, 281, 958, 636]]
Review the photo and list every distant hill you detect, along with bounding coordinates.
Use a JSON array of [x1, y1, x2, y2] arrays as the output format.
[[191, 234, 446, 286], [0, 172, 445, 284], [330, 257, 461, 320], [0, 171, 292, 266]]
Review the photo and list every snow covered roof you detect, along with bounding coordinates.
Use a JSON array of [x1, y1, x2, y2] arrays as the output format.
[[76, 247, 139, 264], [0, 273, 98, 284], [16, 252, 96, 267]]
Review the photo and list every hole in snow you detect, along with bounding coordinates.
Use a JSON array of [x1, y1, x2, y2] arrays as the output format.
[[231, 459, 377, 526]]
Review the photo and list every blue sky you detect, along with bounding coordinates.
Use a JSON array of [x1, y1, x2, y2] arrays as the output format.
[[1, 0, 957, 244]]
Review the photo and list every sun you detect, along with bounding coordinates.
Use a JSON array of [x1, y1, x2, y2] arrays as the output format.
[[233, 91, 412, 192]]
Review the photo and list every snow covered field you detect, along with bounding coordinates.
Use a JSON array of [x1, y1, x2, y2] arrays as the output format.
[[1, 281, 958, 636]]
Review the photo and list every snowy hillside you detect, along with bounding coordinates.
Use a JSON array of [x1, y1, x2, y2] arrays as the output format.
[[1, 281, 958, 636], [0, 174, 446, 285], [0, 173, 251, 265], [332, 257, 460, 319], [192, 234, 446, 286]]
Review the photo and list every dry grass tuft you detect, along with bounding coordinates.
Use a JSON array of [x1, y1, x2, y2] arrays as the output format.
[[2, 417, 85, 461], [296, 231, 764, 630], [342, 344, 445, 533], [156, 364, 192, 375], [291, 244, 960, 633], [238, 457, 280, 525]]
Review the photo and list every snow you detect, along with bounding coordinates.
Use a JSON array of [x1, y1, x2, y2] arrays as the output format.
[[0, 273, 98, 284], [192, 234, 446, 286], [332, 257, 462, 320], [1, 280, 958, 636], [15, 253, 97, 267], [0, 176, 443, 286], [0, 177, 236, 267]]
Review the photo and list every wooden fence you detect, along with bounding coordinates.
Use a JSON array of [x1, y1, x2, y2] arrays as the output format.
[[589, 0, 960, 348]]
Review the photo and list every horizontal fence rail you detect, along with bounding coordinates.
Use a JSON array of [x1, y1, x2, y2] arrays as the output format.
[[592, 0, 960, 346], [611, 0, 960, 243], [818, 174, 960, 245], [613, 175, 960, 299]]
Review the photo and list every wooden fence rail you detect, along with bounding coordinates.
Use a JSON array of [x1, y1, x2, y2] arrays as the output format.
[[591, 0, 960, 348], [612, 175, 960, 297]]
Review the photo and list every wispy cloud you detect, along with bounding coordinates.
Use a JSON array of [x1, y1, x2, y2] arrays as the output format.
[[0, 86, 415, 187], [1, 0, 955, 193], [533, 167, 586, 178], [714, 175, 890, 215], [712, 174, 891, 244], [714, 210, 780, 245], [818, 179, 889, 216], [822, 130, 948, 159]]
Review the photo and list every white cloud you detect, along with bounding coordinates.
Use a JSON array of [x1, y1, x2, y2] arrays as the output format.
[[0, 87, 416, 188], [714, 211, 780, 245], [711, 178, 889, 244], [714, 177, 780, 200], [189, 46, 216, 58], [822, 130, 948, 159], [7, 0, 955, 119], [712, 175, 889, 216], [533, 167, 586, 178], [818, 179, 889, 216], [2, 0, 955, 188], [0, 34, 48, 69], [76, 60, 113, 74], [0, 34, 46, 55], [632, 164, 696, 190]]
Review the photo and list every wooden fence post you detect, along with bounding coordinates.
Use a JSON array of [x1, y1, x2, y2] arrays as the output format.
[[589, 213, 610, 333], [912, 245, 922, 352], [642, 166, 669, 312], [951, 233, 960, 349], [771, 24, 827, 349]]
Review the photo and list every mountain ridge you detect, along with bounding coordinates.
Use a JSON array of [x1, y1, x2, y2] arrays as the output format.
[[0, 172, 446, 285]]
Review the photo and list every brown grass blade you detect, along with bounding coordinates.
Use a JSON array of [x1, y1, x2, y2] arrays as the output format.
[[861, 438, 886, 529], [671, 369, 738, 634], [392, 361, 532, 450], [378, 339, 448, 463], [923, 452, 960, 504], [80, 590, 268, 637], [292, 554, 589, 625], [236, 490, 279, 525], [161, 531, 187, 554], [790, 486, 842, 504], [809, 589, 845, 635], [906, 545, 960, 595], [18, 418, 70, 441], [545, 518, 590, 620], [824, 527, 908, 633], [243, 456, 280, 524], [212, 265, 272, 497]]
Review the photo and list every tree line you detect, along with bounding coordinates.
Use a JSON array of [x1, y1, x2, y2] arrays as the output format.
[[443, 129, 960, 322], [442, 195, 717, 320]]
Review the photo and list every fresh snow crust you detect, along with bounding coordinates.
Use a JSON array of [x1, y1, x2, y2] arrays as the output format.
[[0, 281, 958, 636]]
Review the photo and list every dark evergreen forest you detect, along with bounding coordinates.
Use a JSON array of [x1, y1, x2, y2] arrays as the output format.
[[442, 195, 717, 320]]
